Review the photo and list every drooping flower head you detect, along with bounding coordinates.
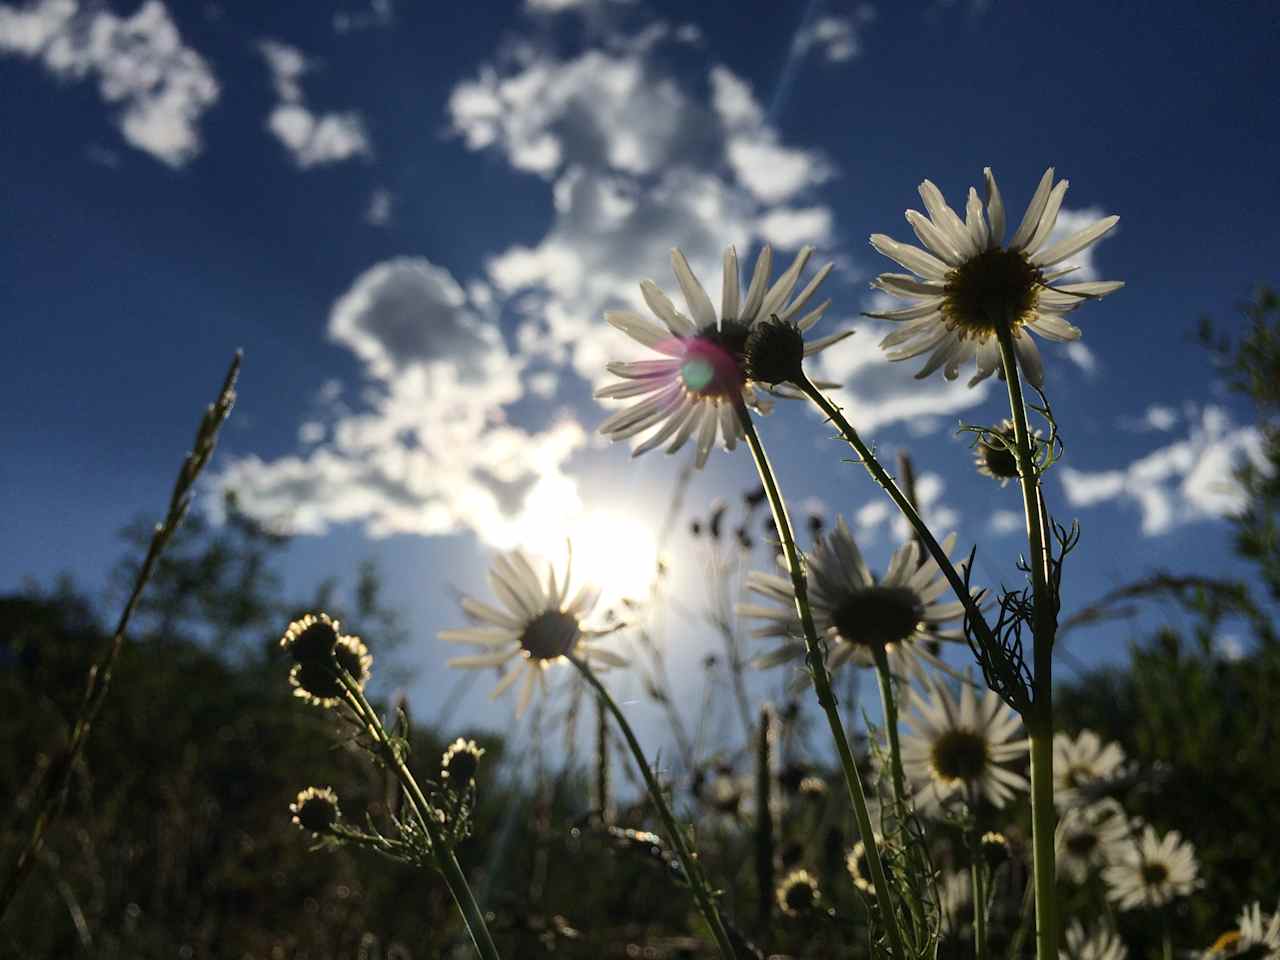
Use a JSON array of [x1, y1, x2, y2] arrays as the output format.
[[900, 676, 1029, 814], [290, 786, 340, 834], [739, 516, 979, 679], [441, 738, 485, 784], [869, 167, 1123, 388], [845, 832, 885, 896], [289, 633, 372, 707], [596, 245, 851, 467], [1102, 824, 1200, 910], [972, 419, 1042, 486], [280, 612, 340, 663], [1054, 729, 1128, 808], [441, 549, 626, 717]]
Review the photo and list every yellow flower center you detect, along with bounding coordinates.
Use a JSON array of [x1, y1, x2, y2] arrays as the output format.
[[942, 248, 1041, 337]]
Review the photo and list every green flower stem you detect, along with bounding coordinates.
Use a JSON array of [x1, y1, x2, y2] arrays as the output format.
[[339, 675, 502, 960], [569, 656, 739, 960], [795, 373, 996, 653], [870, 644, 907, 814], [992, 323, 1057, 960], [733, 397, 907, 960], [972, 855, 989, 960]]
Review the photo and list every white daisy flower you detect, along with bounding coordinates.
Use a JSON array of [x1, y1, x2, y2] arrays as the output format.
[[1054, 729, 1127, 808], [441, 550, 627, 718], [1236, 901, 1280, 959], [596, 244, 851, 468], [1060, 921, 1128, 960], [1102, 825, 1200, 910], [900, 676, 1029, 814], [1056, 799, 1132, 884], [869, 167, 1123, 388], [738, 516, 980, 679]]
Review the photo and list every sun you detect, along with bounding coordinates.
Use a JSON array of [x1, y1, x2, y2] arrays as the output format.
[[503, 477, 661, 615]]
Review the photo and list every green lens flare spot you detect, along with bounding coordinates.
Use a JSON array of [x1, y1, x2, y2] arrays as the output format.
[[681, 358, 713, 392]]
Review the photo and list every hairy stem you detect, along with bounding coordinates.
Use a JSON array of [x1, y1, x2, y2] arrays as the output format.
[[993, 324, 1057, 960], [341, 677, 502, 960], [733, 397, 907, 960], [570, 656, 738, 959]]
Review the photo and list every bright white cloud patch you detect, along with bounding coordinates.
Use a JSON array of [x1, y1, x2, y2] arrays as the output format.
[[217, 257, 588, 544], [1059, 405, 1266, 536], [0, 0, 218, 166], [258, 38, 371, 168], [791, 7, 875, 63]]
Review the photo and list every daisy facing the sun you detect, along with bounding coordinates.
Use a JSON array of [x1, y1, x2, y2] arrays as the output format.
[[595, 244, 851, 468], [440, 549, 626, 718]]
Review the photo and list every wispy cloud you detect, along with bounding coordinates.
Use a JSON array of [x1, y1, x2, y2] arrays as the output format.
[[258, 38, 371, 168], [0, 0, 218, 166], [1059, 405, 1266, 536], [791, 7, 876, 64]]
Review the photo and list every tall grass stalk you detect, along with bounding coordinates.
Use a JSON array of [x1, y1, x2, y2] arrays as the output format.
[[0, 352, 242, 921]]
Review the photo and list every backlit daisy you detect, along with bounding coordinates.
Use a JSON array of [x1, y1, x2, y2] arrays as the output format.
[[441, 550, 626, 718], [441, 738, 485, 784], [1060, 921, 1128, 960], [596, 245, 851, 468], [845, 831, 885, 896], [1055, 729, 1127, 808], [290, 786, 340, 834], [739, 516, 979, 679], [900, 676, 1028, 814], [1102, 825, 1199, 910], [1236, 901, 1280, 959], [973, 419, 1041, 486], [289, 634, 372, 707], [1056, 799, 1131, 883], [869, 167, 1123, 388]]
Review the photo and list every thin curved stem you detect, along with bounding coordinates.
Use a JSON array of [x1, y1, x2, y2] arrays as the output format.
[[993, 324, 1057, 960], [569, 656, 739, 960], [339, 676, 502, 960], [732, 397, 907, 960], [972, 854, 989, 960], [795, 373, 995, 653]]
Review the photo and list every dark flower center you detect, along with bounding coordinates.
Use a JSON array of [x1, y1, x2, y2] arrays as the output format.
[[296, 796, 338, 832], [784, 881, 816, 913], [288, 618, 338, 663], [744, 318, 805, 386], [1065, 830, 1099, 857], [519, 610, 581, 661], [978, 432, 1020, 479], [680, 320, 752, 397], [1141, 862, 1170, 886], [930, 729, 989, 782], [943, 248, 1040, 336], [831, 586, 923, 649], [446, 752, 479, 783]]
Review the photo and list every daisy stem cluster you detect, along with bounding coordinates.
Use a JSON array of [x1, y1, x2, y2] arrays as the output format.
[[993, 321, 1058, 960], [335, 671, 501, 960], [732, 396, 908, 960], [794, 372, 996, 653], [0, 351, 241, 923], [568, 655, 739, 960]]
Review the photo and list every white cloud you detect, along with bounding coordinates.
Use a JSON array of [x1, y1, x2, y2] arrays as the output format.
[[1058, 405, 1267, 536], [990, 509, 1022, 535], [757, 206, 833, 248], [258, 38, 371, 168], [1065, 341, 1097, 376], [365, 187, 392, 225], [0, 0, 218, 166], [333, 0, 392, 34], [849, 471, 959, 546], [791, 7, 875, 64], [218, 257, 589, 545]]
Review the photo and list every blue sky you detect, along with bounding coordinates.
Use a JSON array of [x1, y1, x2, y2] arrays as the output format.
[[2, 0, 1277, 749]]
